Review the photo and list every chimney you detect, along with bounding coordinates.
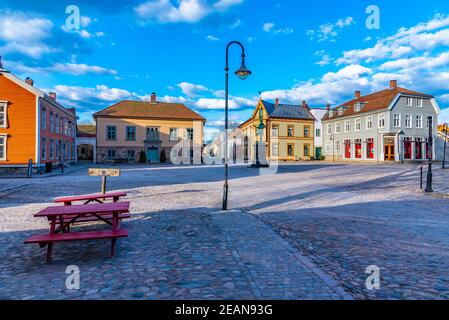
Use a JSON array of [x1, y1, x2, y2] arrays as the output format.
[[0, 56, 3, 70], [302, 100, 308, 108], [390, 80, 397, 89], [355, 90, 361, 98], [326, 104, 331, 111], [150, 92, 157, 103], [25, 77, 34, 86], [275, 98, 279, 106], [49, 92, 57, 100]]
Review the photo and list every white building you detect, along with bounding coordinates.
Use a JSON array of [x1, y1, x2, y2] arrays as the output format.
[[310, 108, 327, 158], [322, 80, 440, 162]]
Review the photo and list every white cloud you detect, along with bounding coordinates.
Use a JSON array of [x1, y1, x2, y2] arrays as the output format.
[[0, 10, 54, 58], [4, 60, 117, 76], [135, 0, 243, 23], [230, 18, 242, 29], [315, 50, 333, 67], [263, 22, 293, 35], [53, 84, 134, 102], [178, 82, 208, 97], [439, 107, 449, 124], [195, 96, 254, 110], [206, 35, 220, 41], [307, 16, 354, 42]]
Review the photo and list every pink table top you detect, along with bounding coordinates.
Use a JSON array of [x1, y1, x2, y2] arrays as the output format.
[[35, 202, 130, 217]]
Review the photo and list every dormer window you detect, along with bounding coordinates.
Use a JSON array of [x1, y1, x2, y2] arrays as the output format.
[[338, 108, 344, 116], [355, 103, 361, 112], [329, 110, 334, 118]]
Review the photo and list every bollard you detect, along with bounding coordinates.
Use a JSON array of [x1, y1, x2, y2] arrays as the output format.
[[420, 167, 423, 190], [27, 159, 33, 179]]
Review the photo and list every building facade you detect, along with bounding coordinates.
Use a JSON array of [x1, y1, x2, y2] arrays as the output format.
[[77, 124, 96, 163], [322, 80, 440, 162], [94, 93, 205, 164], [238, 99, 315, 161], [310, 108, 327, 158], [0, 60, 77, 172]]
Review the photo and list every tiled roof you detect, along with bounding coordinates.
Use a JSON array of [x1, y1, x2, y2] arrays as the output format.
[[77, 124, 96, 137], [322, 87, 434, 121], [261, 100, 315, 120], [93, 100, 206, 121]]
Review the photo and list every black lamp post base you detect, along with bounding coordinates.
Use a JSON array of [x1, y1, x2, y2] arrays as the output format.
[[250, 163, 270, 168]]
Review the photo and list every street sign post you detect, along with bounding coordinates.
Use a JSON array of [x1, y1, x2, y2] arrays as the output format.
[[88, 168, 121, 194]]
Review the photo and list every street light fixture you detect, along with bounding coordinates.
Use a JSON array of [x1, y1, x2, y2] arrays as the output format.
[[425, 116, 433, 193], [222, 41, 252, 211]]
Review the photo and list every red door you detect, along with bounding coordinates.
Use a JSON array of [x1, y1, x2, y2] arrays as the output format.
[[345, 141, 351, 158], [404, 140, 412, 159], [415, 142, 423, 160], [355, 142, 362, 158], [367, 143, 374, 159]]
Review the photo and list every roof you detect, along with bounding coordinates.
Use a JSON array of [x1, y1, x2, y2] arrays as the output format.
[[322, 87, 434, 121], [94, 100, 205, 122], [261, 100, 315, 120], [77, 124, 96, 137]]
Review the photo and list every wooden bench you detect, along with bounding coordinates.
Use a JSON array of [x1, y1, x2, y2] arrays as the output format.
[[25, 230, 128, 261], [54, 192, 127, 206]]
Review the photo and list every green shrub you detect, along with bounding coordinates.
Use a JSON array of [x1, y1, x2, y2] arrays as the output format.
[[139, 151, 147, 163], [319, 154, 325, 161]]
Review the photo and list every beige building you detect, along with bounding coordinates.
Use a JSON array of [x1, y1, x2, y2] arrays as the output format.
[[238, 99, 315, 161], [94, 93, 205, 163]]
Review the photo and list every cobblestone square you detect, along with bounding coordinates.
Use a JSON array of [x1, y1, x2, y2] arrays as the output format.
[[0, 163, 448, 300]]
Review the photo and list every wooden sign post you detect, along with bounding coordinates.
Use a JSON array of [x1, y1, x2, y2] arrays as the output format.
[[88, 168, 121, 194]]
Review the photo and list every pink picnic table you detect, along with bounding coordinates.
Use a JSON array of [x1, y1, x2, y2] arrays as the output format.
[[25, 202, 130, 262], [54, 191, 127, 206]]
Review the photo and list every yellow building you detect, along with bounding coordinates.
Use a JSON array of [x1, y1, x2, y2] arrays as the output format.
[[94, 93, 205, 163], [238, 99, 315, 161]]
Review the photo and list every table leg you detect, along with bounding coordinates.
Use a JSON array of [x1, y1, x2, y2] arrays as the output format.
[[46, 243, 53, 263], [111, 211, 119, 257]]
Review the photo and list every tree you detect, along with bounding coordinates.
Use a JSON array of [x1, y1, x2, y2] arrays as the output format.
[[139, 151, 147, 163]]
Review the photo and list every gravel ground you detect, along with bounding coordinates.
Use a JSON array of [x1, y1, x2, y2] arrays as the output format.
[[0, 162, 448, 299]]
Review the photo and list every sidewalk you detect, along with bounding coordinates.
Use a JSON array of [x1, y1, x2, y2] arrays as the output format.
[[0, 163, 87, 181], [432, 165, 449, 197]]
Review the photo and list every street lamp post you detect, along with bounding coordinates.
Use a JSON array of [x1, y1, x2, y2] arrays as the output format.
[[443, 123, 448, 169], [398, 130, 405, 164], [425, 116, 433, 193], [222, 41, 252, 211]]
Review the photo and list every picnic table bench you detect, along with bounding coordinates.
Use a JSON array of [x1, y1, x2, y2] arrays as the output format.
[[25, 202, 130, 262], [54, 191, 127, 205]]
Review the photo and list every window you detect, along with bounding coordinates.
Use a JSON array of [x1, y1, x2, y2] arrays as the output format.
[[50, 139, 54, 159], [304, 144, 310, 157], [272, 143, 279, 157], [315, 128, 321, 137], [42, 108, 47, 130], [329, 110, 334, 118], [126, 126, 136, 141], [405, 114, 412, 128], [338, 108, 344, 116], [50, 113, 54, 132], [416, 115, 423, 128], [147, 127, 160, 141], [335, 122, 341, 133], [186, 128, 194, 140], [0, 135, 6, 160], [55, 140, 59, 159], [272, 125, 279, 137], [427, 116, 433, 129], [355, 118, 361, 131], [354, 104, 361, 113], [417, 98, 423, 107], [393, 114, 401, 128], [107, 149, 116, 160], [344, 120, 350, 132], [406, 97, 413, 106], [169, 128, 179, 141], [41, 137, 46, 159], [327, 124, 332, 134], [287, 144, 294, 157], [106, 126, 117, 140], [335, 140, 341, 152], [287, 126, 294, 137], [378, 114, 385, 128], [55, 115, 59, 133], [127, 150, 135, 161], [366, 116, 373, 130], [304, 126, 310, 137], [0, 102, 7, 127]]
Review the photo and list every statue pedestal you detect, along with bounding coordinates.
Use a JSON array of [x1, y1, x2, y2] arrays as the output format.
[[251, 142, 270, 168]]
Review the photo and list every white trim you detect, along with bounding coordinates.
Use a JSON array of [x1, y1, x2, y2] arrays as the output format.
[[387, 94, 401, 111], [0, 100, 8, 128], [35, 97, 40, 165], [0, 133, 7, 160], [430, 98, 441, 115]]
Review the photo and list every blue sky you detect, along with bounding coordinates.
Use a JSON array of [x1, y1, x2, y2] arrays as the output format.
[[1, 0, 449, 140]]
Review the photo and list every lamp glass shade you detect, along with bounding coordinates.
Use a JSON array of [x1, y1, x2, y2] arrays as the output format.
[[235, 59, 252, 80]]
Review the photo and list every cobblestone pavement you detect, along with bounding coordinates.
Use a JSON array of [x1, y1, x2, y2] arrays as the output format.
[[1, 163, 448, 299], [432, 166, 449, 196]]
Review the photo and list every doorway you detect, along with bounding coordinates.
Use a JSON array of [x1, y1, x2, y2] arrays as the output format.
[[147, 147, 159, 162], [384, 144, 395, 161]]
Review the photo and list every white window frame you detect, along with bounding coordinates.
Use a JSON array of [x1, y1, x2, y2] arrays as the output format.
[[427, 116, 433, 129], [417, 98, 423, 107], [315, 128, 321, 137], [416, 115, 423, 129], [393, 114, 401, 128], [378, 114, 385, 128], [344, 120, 350, 133], [354, 104, 360, 113], [41, 137, 46, 160], [405, 114, 412, 128], [0, 134, 7, 160], [355, 118, 361, 131], [0, 101, 8, 128], [329, 110, 334, 118], [335, 122, 341, 133], [406, 97, 413, 107], [338, 108, 344, 116], [327, 124, 332, 135], [169, 128, 179, 142], [366, 116, 373, 130]]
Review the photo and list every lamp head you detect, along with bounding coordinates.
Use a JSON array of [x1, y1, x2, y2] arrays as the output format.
[[235, 55, 252, 80]]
